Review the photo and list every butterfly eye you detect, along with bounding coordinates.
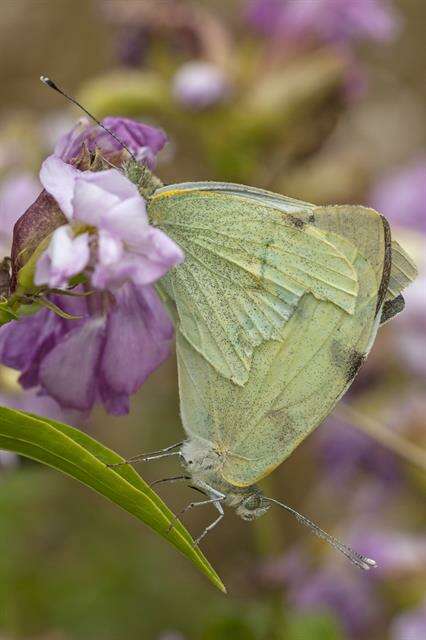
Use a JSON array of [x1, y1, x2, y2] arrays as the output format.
[[242, 494, 262, 511]]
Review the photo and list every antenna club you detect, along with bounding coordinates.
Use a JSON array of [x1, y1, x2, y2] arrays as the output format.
[[40, 75, 55, 89], [364, 557, 378, 568]]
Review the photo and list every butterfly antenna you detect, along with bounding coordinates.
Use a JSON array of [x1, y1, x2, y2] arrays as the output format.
[[40, 75, 138, 163], [264, 497, 377, 571]]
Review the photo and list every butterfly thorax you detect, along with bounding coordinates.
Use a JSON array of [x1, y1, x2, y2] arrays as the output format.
[[181, 438, 270, 521]]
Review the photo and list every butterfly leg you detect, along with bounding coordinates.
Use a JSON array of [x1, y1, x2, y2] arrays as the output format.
[[166, 493, 225, 535], [193, 503, 225, 547], [149, 475, 191, 488], [106, 441, 184, 468]]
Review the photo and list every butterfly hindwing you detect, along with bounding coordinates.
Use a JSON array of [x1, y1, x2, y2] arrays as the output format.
[[176, 247, 380, 487]]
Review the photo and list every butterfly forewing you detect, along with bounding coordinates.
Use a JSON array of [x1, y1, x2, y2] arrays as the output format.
[[149, 186, 359, 385]]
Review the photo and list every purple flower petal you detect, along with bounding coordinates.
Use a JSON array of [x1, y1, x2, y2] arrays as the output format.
[[39, 156, 79, 220], [55, 116, 167, 170], [97, 382, 130, 416], [98, 196, 148, 239], [39, 316, 106, 411], [100, 283, 173, 396], [133, 226, 185, 268], [36, 152, 183, 295], [98, 229, 124, 266], [0, 173, 41, 249], [34, 226, 90, 288], [0, 308, 51, 370], [101, 117, 167, 164], [19, 312, 68, 389], [53, 117, 92, 163]]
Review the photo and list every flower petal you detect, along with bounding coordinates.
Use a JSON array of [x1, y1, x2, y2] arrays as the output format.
[[98, 229, 124, 266], [100, 284, 173, 396], [97, 382, 130, 416], [54, 117, 93, 162], [0, 309, 50, 370], [72, 169, 142, 226], [39, 156, 79, 220], [134, 226, 185, 268], [98, 196, 148, 237], [35, 226, 90, 288], [39, 316, 106, 411]]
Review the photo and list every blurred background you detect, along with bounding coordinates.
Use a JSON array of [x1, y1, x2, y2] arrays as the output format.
[[0, 1, 425, 638]]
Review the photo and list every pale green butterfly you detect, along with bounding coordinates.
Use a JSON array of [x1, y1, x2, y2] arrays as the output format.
[[41, 78, 417, 569], [141, 182, 416, 568]]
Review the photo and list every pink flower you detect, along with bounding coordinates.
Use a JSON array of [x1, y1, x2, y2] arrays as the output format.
[[35, 156, 184, 291]]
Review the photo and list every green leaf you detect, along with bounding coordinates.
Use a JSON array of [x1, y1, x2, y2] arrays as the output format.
[[0, 301, 18, 325], [0, 406, 226, 593]]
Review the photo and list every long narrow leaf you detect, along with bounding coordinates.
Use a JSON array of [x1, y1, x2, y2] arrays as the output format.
[[0, 406, 226, 592]]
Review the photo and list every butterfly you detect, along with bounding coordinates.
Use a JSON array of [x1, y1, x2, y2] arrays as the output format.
[[142, 181, 416, 567]]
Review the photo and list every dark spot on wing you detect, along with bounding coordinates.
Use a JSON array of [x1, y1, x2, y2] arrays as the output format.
[[331, 340, 366, 383], [345, 348, 366, 383], [260, 238, 273, 283], [380, 294, 405, 324], [285, 214, 305, 229]]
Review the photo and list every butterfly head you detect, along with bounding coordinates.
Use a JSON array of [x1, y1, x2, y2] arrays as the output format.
[[235, 489, 271, 521]]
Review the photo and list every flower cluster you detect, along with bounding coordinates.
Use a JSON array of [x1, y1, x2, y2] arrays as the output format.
[[0, 117, 183, 414], [35, 155, 182, 291]]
